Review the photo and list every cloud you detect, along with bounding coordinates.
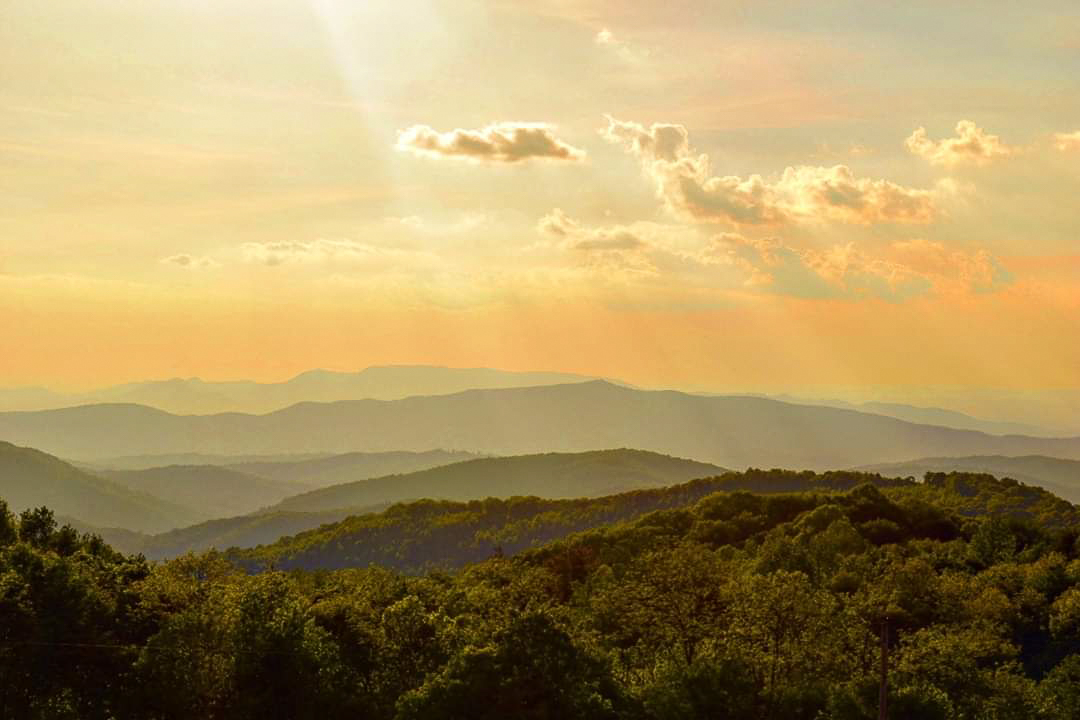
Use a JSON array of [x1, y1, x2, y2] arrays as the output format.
[[594, 27, 649, 63], [602, 116, 941, 226], [905, 120, 1013, 166], [712, 235, 923, 299], [241, 239, 435, 268], [160, 254, 219, 269], [537, 209, 645, 250], [395, 123, 585, 163], [1053, 130, 1080, 152], [713, 234, 1011, 300], [890, 238, 1012, 294], [535, 209, 657, 280]]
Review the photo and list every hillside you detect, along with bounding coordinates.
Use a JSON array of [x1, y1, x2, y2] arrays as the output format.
[[234, 467, 1078, 573], [234, 469, 916, 572], [228, 449, 479, 488], [84, 505, 388, 559], [4, 381, 1080, 467], [99, 465, 311, 518], [0, 441, 204, 533], [269, 449, 725, 514], [0, 365, 604, 414], [6, 469, 1080, 720], [858, 454, 1080, 503]]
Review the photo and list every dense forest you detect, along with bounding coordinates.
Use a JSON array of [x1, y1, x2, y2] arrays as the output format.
[[2, 470, 1080, 719]]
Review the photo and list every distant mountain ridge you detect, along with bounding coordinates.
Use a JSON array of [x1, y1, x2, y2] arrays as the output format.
[[770, 394, 1057, 437], [0, 366, 607, 415], [4, 381, 1080, 468], [99, 465, 310, 518], [227, 449, 481, 488]]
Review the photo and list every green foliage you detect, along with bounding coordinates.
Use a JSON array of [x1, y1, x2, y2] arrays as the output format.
[[395, 613, 622, 720], [2, 468, 1080, 719], [235, 468, 915, 573]]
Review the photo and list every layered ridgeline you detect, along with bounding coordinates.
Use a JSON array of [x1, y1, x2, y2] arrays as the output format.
[[0, 366, 605, 415], [98, 465, 310, 518], [0, 441, 204, 533], [94, 506, 388, 560], [1, 444, 480, 542], [3, 469, 1080, 719], [225, 449, 479, 489], [772, 396, 1057, 436], [858, 454, 1080, 504], [95, 449, 480, 515], [232, 468, 1079, 573], [3, 381, 1080, 467], [87, 449, 726, 559], [269, 450, 724, 514]]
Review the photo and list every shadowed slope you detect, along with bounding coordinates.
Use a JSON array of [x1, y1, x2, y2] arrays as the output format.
[[0, 441, 204, 533]]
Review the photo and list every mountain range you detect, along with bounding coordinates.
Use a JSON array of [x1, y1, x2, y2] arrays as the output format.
[[0, 366, 603, 415], [2, 381, 1080, 468], [0, 365, 1059, 439], [770, 395, 1057, 437]]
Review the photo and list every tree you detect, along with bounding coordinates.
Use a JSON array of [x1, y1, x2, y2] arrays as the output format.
[[395, 613, 622, 720]]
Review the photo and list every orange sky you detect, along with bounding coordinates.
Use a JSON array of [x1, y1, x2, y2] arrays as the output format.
[[2, 0, 1079, 413]]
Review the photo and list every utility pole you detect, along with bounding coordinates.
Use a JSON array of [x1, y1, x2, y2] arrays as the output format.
[[878, 617, 889, 720]]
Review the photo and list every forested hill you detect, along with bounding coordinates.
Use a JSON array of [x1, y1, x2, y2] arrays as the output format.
[[268, 449, 725, 514], [3, 468, 1080, 719], [5, 381, 1080, 467], [96, 505, 389, 560], [859, 454, 1080, 504], [232, 468, 1077, 573]]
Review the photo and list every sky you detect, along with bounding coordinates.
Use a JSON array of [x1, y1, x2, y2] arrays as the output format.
[[2, 0, 1079, 423]]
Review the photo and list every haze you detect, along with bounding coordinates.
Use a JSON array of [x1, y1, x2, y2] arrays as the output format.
[[2, 0, 1079, 426]]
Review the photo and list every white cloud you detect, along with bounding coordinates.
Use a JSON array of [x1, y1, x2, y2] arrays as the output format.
[[905, 120, 1013, 166], [602, 116, 942, 226], [396, 122, 585, 163]]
